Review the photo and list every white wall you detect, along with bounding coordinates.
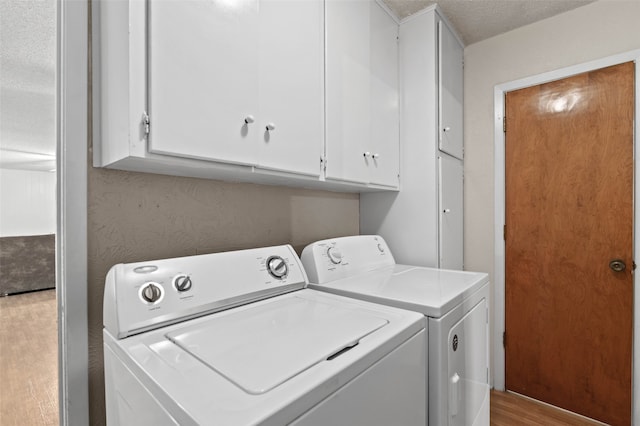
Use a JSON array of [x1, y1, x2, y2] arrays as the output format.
[[0, 168, 56, 237]]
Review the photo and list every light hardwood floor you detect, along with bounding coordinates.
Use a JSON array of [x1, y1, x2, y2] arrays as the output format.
[[0, 290, 58, 426], [491, 390, 605, 425]]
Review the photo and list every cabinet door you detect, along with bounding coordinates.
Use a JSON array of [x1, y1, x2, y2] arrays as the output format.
[[148, 0, 259, 166], [438, 20, 464, 160], [325, 0, 370, 184], [257, 0, 324, 177], [368, 1, 399, 187], [438, 154, 463, 269]]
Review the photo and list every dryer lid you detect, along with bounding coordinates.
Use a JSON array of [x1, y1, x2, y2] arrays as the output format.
[[314, 265, 489, 318], [165, 295, 388, 395]]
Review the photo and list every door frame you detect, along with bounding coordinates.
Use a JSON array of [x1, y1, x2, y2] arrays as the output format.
[[57, 0, 90, 424], [493, 49, 640, 424]]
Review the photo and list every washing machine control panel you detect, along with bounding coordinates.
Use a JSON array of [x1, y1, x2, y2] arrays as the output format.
[[301, 235, 395, 284], [103, 245, 307, 339]]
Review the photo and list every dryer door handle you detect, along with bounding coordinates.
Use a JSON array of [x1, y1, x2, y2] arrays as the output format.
[[450, 373, 460, 417]]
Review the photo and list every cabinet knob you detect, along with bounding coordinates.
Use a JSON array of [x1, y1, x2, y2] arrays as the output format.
[[372, 153, 380, 159], [443, 126, 451, 132], [266, 123, 276, 131], [363, 152, 371, 158], [443, 208, 451, 213], [244, 115, 255, 124]]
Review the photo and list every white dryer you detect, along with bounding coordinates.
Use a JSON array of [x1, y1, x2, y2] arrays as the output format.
[[301, 235, 490, 426], [103, 244, 426, 426]]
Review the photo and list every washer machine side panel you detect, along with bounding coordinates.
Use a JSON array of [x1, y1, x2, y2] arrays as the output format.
[[429, 284, 490, 426], [103, 343, 180, 426], [290, 329, 427, 426]]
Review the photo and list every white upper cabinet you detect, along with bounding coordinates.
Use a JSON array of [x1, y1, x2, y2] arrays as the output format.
[[325, 0, 399, 188], [94, 0, 399, 192], [148, 0, 323, 176], [325, 0, 371, 185], [369, 2, 400, 187], [438, 20, 464, 160], [148, 0, 260, 166], [257, 0, 324, 176]]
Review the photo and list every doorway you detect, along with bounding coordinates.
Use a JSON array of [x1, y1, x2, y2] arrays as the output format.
[[0, 0, 59, 422], [2, 0, 91, 424], [494, 51, 640, 426], [505, 62, 633, 425]]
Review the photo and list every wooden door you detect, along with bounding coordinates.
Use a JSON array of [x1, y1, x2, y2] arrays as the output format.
[[505, 62, 634, 425]]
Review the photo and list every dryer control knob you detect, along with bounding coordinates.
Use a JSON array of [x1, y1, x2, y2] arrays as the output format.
[[140, 282, 163, 304], [327, 247, 343, 264], [173, 274, 193, 292], [267, 256, 288, 279]]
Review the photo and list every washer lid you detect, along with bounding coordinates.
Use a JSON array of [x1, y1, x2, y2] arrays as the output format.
[[165, 295, 388, 395]]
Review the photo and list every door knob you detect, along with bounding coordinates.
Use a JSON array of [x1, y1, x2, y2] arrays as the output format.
[[609, 259, 626, 272]]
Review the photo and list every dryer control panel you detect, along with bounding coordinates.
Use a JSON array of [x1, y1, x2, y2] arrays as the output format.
[[103, 245, 307, 339], [301, 235, 395, 284]]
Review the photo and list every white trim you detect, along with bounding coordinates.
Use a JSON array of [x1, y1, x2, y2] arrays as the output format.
[[400, 5, 464, 48], [493, 86, 506, 391], [57, 0, 89, 424], [399, 4, 437, 25], [635, 56, 640, 426], [375, 0, 401, 25], [494, 49, 640, 424]]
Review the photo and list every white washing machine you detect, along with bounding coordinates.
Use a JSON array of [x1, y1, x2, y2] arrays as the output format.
[[103, 244, 427, 426], [301, 235, 490, 426]]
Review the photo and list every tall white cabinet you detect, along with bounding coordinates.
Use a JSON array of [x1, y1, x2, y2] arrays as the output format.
[[360, 6, 464, 269]]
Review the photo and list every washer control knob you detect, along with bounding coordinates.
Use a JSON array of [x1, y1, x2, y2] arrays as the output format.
[[173, 274, 193, 292], [140, 282, 162, 304], [377, 243, 385, 253], [267, 256, 288, 279], [327, 247, 343, 264]]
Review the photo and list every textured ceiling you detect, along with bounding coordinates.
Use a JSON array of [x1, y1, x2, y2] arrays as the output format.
[[383, 0, 597, 45], [0, 0, 57, 171]]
